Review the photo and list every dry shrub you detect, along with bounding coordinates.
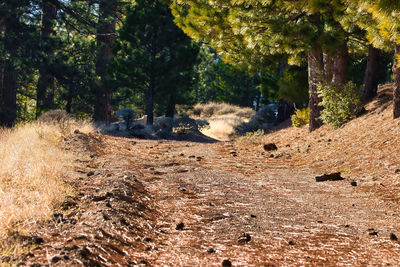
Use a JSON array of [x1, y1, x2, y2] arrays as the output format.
[[37, 109, 69, 123], [190, 102, 255, 119], [0, 121, 90, 249], [201, 117, 243, 141]]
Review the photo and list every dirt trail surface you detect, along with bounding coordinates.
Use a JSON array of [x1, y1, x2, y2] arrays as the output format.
[[16, 131, 400, 266]]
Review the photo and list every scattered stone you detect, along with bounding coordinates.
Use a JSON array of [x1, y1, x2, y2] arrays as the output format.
[[74, 129, 80, 134], [315, 172, 344, 182], [32, 235, 44, 245], [269, 154, 274, 158], [189, 155, 195, 158], [87, 171, 95, 177], [391, 233, 398, 241], [345, 225, 350, 228], [51, 256, 61, 263], [351, 181, 357, 186], [176, 222, 185, 230], [196, 157, 203, 161], [140, 260, 148, 265], [369, 231, 378, 236], [180, 153, 185, 156], [144, 237, 152, 242], [264, 143, 278, 151], [238, 233, 251, 244], [207, 248, 216, 253], [396, 169, 400, 174], [222, 259, 232, 267], [317, 220, 323, 223], [288, 240, 295, 245], [229, 151, 238, 157], [250, 214, 257, 218]]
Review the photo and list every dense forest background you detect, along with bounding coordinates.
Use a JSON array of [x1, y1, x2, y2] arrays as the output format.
[[1, 0, 399, 131]]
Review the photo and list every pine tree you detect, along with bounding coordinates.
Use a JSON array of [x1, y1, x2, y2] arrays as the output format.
[[114, 0, 199, 125], [171, 0, 353, 131]]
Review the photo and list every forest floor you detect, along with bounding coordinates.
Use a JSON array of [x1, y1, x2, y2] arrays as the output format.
[[9, 84, 400, 266]]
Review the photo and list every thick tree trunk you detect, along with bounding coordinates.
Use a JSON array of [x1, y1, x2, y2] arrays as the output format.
[[393, 44, 400, 119], [0, 12, 18, 127], [361, 45, 380, 102], [166, 91, 176, 118], [36, 0, 58, 117], [94, 0, 116, 123], [332, 41, 349, 86], [1, 60, 17, 127], [324, 55, 334, 84], [308, 45, 324, 132], [277, 99, 294, 122]]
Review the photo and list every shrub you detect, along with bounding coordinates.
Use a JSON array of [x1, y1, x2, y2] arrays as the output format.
[[38, 109, 70, 123], [318, 82, 362, 129], [242, 105, 276, 132], [291, 107, 309, 127], [154, 116, 173, 131], [173, 116, 199, 134], [236, 129, 265, 145], [115, 108, 136, 130]]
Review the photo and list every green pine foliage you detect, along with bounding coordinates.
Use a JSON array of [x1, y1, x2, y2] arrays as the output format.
[[318, 82, 362, 129]]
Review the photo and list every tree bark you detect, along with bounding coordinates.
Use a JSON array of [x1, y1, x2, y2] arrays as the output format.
[[1, 59, 17, 127], [324, 54, 334, 84], [36, 0, 58, 117], [332, 41, 348, 86], [166, 90, 176, 118], [94, 0, 116, 123], [393, 44, 400, 119], [361, 45, 380, 102], [308, 44, 324, 132], [277, 99, 294, 122], [0, 9, 18, 127]]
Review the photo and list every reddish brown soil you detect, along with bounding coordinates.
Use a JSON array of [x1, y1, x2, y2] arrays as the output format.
[[9, 84, 400, 266]]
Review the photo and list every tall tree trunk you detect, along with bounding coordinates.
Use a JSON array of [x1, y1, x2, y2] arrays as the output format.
[[1, 60, 17, 127], [146, 81, 155, 126], [324, 54, 334, 84], [277, 99, 294, 122], [332, 41, 349, 86], [393, 44, 400, 119], [362, 45, 380, 102], [94, 0, 116, 123], [166, 90, 176, 118], [36, 0, 58, 117], [146, 44, 156, 125], [308, 44, 324, 132], [0, 11, 18, 127]]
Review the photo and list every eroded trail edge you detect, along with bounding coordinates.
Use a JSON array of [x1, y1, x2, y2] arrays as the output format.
[[20, 133, 400, 266]]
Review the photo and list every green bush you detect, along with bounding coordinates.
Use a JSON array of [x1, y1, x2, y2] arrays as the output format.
[[318, 82, 362, 129], [291, 107, 309, 127]]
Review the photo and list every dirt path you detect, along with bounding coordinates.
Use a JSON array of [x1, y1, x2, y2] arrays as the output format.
[[17, 133, 400, 266]]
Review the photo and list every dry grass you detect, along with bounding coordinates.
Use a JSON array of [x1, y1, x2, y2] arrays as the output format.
[[0, 119, 94, 250], [188, 102, 255, 141], [190, 102, 255, 118]]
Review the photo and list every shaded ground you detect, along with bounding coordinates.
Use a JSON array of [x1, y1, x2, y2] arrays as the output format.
[[11, 129, 400, 266]]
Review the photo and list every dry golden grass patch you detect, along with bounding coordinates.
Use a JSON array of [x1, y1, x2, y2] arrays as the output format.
[[0, 120, 94, 249], [188, 102, 255, 141]]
